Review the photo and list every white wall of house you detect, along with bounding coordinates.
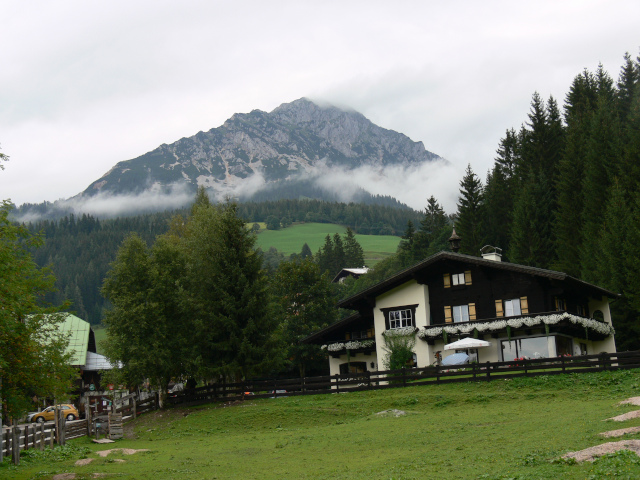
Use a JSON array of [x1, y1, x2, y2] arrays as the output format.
[[374, 280, 430, 369], [589, 297, 617, 353], [328, 352, 379, 377]]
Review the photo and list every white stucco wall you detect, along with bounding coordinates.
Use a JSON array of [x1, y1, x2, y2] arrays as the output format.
[[328, 352, 379, 377], [589, 297, 617, 353], [374, 280, 431, 369]]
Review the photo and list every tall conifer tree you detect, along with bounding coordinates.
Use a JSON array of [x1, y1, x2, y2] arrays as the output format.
[[455, 165, 484, 255]]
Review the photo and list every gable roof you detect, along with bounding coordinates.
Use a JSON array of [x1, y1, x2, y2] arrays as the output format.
[[58, 313, 91, 367], [338, 251, 619, 310], [84, 351, 119, 371]]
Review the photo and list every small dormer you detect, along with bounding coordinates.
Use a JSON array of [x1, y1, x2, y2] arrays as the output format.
[[480, 245, 502, 262]]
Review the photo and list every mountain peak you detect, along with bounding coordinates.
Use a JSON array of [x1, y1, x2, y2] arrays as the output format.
[[83, 99, 444, 202]]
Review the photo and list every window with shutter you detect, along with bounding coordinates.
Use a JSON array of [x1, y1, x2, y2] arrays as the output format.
[[504, 299, 521, 317], [464, 270, 472, 285], [443, 273, 451, 288], [469, 303, 476, 320], [452, 305, 470, 323], [495, 299, 504, 317], [444, 306, 452, 323]]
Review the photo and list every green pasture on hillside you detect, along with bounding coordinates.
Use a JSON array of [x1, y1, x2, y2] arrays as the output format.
[[254, 222, 400, 265], [92, 326, 106, 355], [6, 370, 640, 479]]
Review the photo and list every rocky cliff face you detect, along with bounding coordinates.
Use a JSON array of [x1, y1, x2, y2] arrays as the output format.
[[83, 98, 443, 199]]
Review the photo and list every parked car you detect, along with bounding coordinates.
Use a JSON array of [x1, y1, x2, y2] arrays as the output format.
[[29, 404, 79, 423]]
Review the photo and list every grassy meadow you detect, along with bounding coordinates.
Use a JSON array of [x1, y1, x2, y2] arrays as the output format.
[[5, 370, 640, 479], [92, 325, 107, 355], [253, 222, 400, 265]]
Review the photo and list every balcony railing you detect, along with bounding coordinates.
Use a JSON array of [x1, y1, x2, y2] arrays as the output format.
[[418, 311, 613, 342], [322, 338, 376, 357]]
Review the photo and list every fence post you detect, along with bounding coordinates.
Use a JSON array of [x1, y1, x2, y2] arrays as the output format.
[[486, 362, 491, 381], [367, 370, 372, 389], [59, 411, 66, 446], [0, 425, 3, 464], [39, 422, 45, 451], [561, 355, 566, 373], [336, 374, 340, 394], [301, 376, 305, 394], [86, 405, 92, 437], [402, 367, 407, 387], [24, 424, 29, 451], [12, 425, 20, 465], [133, 396, 137, 419], [155, 391, 160, 410]]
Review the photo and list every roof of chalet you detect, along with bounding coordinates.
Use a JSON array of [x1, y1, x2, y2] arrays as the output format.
[[84, 351, 118, 371], [331, 267, 370, 283], [337, 251, 619, 311], [59, 314, 92, 367]]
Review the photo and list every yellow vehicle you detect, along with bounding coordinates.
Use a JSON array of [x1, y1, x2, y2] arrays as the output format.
[[30, 404, 79, 423]]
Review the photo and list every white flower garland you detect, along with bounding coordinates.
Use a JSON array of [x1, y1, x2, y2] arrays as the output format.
[[324, 339, 375, 352], [416, 312, 614, 339], [383, 326, 417, 337]]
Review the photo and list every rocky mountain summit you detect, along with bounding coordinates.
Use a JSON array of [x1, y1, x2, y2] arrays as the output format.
[[83, 98, 443, 201]]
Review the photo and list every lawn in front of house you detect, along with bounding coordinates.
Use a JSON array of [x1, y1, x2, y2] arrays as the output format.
[[4, 370, 640, 479]]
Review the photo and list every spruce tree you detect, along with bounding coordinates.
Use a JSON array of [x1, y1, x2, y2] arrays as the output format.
[[343, 228, 365, 267], [509, 171, 554, 268], [183, 198, 282, 380], [398, 220, 416, 266], [272, 258, 336, 377], [455, 164, 484, 255], [553, 71, 598, 275], [580, 91, 622, 282], [332, 233, 346, 274], [616, 52, 640, 123], [413, 196, 448, 260], [482, 166, 512, 254], [300, 242, 313, 259]]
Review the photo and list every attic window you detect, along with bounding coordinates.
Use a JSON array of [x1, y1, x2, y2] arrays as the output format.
[[381, 304, 418, 330], [444, 271, 472, 288], [389, 309, 414, 329]]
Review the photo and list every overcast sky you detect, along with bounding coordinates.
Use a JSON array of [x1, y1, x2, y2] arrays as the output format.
[[1, 0, 638, 213]]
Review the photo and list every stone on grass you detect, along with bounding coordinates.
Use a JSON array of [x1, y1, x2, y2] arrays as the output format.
[[607, 410, 640, 422], [600, 426, 640, 438], [563, 440, 640, 462]]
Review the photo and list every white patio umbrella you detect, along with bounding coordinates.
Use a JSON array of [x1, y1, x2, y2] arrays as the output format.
[[444, 338, 492, 350], [443, 337, 492, 364]]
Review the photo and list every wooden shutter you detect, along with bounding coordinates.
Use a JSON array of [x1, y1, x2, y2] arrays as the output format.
[[495, 299, 504, 317], [464, 270, 472, 285], [520, 296, 529, 314], [554, 297, 559, 311], [367, 328, 373, 338], [469, 303, 477, 321], [443, 273, 451, 288], [444, 306, 453, 323], [345, 332, 350, 340]]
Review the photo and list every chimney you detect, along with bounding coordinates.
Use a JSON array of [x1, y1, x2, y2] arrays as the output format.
[[480, 245, 502, 262]]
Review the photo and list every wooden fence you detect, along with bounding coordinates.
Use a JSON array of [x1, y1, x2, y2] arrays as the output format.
[[167, 350, 640, 406], [1, 392, 159, 465]]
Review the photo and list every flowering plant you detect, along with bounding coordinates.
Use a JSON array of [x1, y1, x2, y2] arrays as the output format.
[[383, 326, 417, 337], [324, 339, 375, 352], [417, 312, 614, 339]]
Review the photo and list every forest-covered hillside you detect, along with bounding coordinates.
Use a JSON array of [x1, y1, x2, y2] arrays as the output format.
[[26, 199, 421, 325]]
